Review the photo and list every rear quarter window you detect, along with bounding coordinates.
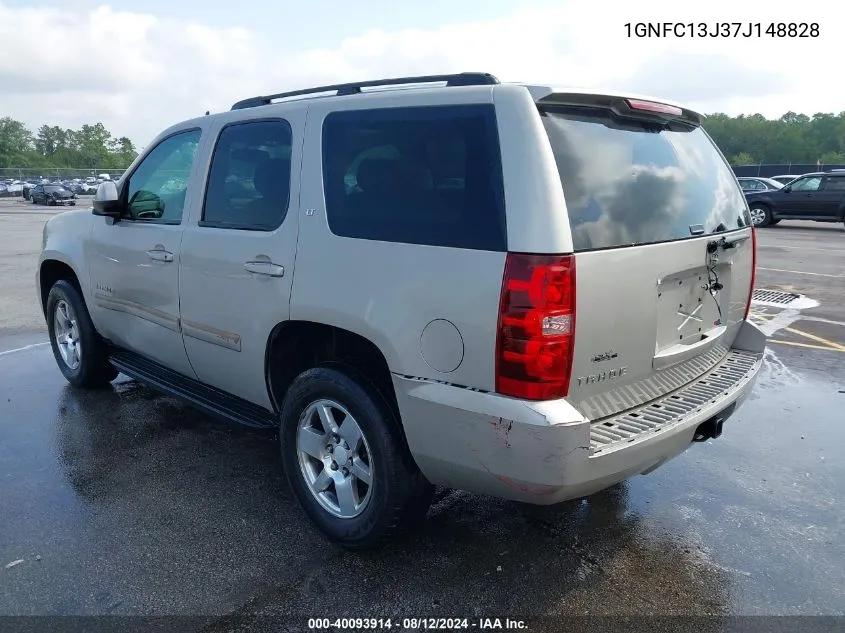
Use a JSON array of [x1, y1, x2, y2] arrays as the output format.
[[321, 104, 507, 251], [540, 107, 751, 252], [824, 177, 845, 191]]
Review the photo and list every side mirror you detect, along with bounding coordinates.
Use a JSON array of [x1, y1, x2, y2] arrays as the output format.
[[781, 185, 792, 193], [92, 180, 122, 219]]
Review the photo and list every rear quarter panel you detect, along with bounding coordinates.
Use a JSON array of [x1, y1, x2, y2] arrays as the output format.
[[291, 88, 509, 392]]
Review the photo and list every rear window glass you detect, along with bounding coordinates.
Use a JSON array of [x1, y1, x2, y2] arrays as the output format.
[[540, 107, 751, 252], [322, 105, 506, 251]]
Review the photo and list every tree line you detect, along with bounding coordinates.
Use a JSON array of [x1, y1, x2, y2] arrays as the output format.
[[0, 117, 138, 170], [702, 111, 845, 165], [2, 110, 845, 170]]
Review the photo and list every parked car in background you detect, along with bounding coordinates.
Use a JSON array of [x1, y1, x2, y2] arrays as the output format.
[[63, 182, 87, 195], [745, 171, 845, 227], [30, 184, 77, 206], [737, 177, 783, 193], [769, 174, 804, 185]]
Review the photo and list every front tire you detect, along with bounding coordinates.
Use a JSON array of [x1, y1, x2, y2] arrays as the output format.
[[749, 204, 772, 227], [46, 280, 118, 388], [280, 366, 432, 550]]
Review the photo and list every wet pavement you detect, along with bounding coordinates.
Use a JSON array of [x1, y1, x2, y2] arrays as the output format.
[[1, 215, 844, 628]]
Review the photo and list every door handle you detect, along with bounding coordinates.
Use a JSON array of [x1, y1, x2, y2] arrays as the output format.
[[147, 249, 174, 262], [244, 261, 284, 277]]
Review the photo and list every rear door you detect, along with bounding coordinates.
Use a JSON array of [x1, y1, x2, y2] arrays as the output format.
[[816, 175, 845, 218], [537, 98, 755, 420], [178, 115, 302, 409]]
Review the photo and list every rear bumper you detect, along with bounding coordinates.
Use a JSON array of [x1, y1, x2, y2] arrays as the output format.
[[393, 320, 765, 505]]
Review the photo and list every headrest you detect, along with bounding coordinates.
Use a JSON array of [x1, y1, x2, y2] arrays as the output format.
[[355, 157, 432, 194], [253, 158, 291, 197], [356, 159, 398, 194]]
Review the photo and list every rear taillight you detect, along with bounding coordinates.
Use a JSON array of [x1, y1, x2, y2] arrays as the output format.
[[744, 227, 757, 320], [495, 253, 576, 401]]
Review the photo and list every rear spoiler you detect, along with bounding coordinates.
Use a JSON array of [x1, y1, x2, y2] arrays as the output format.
[[532, 90, 703, 127]]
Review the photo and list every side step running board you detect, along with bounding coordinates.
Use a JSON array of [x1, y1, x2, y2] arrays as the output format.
[[109, 348, 278, 430]]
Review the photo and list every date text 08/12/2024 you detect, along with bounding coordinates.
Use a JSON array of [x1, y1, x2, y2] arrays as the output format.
[[307, 618, 528, 630], [624, 22, 819, 38]]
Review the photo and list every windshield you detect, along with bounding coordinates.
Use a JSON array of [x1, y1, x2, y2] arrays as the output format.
[[44, 185, 66, 192], [540, 106, 751, 252]]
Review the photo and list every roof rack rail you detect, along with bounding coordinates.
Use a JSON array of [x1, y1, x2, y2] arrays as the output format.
[[230, 72, 500, 110]]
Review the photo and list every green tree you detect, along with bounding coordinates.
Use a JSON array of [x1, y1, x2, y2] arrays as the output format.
[[76, 123, 112, 168], [704, 110, 845, 164], [0, 117, 34, 167], [819, 151, 845, 165], [731, 152, 756, 165]]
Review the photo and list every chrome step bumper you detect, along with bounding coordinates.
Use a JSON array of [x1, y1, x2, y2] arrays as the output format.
[[590, 349, 762, 454]]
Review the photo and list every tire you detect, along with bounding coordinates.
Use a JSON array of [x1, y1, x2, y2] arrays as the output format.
[[46, 280, 118, 388], [770, 219, 781, 225], [280, 366, 433, 550], [749, 204, 772, 227]]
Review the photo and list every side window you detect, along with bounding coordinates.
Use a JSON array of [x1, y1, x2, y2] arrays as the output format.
[[125, 129, 202, 223], [823, 177, 845, 191], [202, 119, 293, 231], [791, 176, 822, 192], [321, 105, 506, 251]]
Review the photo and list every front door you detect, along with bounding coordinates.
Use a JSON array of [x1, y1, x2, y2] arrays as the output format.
[[87, 128, 203, 377], [178, 116, 303, 409]]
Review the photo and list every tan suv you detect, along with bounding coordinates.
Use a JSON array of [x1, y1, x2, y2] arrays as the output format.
[[37, 73, 766, 549]]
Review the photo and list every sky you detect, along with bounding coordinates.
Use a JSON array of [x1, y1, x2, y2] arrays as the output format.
[[1, 0, 840, 147]]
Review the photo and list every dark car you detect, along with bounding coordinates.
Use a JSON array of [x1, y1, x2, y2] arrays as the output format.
[[30, 184, 77, 206], [62, 182, 87, 195], [745, 171, 845, 227]]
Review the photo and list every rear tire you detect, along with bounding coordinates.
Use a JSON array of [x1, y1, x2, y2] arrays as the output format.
[[280, 366, 432, 550], [749, 204, 772, 227], [46, 280, 118, 388]]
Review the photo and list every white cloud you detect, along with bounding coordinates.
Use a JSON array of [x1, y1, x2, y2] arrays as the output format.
[[0, 0, 840, 147]]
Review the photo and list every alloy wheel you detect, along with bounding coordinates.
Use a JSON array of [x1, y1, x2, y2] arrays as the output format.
[[296, 398, 374, 519], [54, 299, 81, 370]]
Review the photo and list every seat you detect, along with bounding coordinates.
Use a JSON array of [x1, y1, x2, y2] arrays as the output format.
[[239, 158, 291, 228]]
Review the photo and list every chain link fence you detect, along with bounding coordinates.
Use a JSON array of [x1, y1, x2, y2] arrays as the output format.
[[1, 167, 130, 198], [0, 167, 128, 181], [732, 163, 845, 178]]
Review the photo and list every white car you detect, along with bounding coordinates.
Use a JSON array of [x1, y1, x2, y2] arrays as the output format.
[[769, 174, 804, 186]]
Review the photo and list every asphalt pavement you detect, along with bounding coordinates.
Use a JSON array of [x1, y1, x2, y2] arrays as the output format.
[[1, 201, 843, 630]]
